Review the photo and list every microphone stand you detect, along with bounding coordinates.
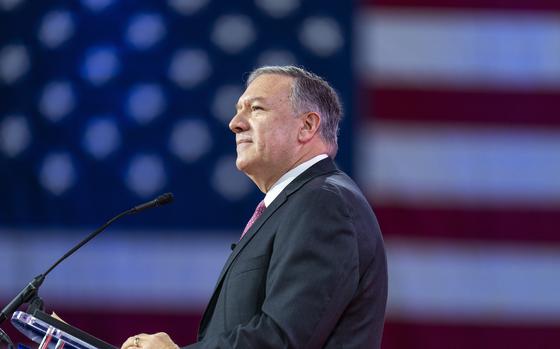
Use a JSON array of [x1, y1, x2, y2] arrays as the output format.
[[0, 193, 174, 348], [0, 328, 15, 349]]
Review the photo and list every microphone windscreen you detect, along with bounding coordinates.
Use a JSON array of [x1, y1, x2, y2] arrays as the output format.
[[156, 192, 174, 206]]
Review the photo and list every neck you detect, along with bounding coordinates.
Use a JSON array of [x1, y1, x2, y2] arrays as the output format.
[[252, 146, 328, 193]]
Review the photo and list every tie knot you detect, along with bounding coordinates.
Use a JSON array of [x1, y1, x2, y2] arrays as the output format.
[[254, 200, 266, 215], [241, 200, 266, 239]]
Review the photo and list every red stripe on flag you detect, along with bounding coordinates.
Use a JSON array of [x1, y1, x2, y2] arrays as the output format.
[[374, 204, 560, 243], [362, 0, 560, 12], [361, 87, 560, 126], [382, 319, 560, 349]]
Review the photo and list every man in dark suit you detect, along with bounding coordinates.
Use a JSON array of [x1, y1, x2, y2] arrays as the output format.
[[121, 66, 387, 348]]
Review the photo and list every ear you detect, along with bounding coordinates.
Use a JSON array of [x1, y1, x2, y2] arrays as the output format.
[[298, 112, 321, 143]]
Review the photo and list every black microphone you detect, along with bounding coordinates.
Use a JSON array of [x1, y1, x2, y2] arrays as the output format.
[[0, 192, 175, 324], [130, 192, 174, 214]]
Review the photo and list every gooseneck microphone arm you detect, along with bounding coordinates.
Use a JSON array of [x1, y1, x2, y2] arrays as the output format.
[[0, 192, 174, 326], [0, 327, 15, 349]]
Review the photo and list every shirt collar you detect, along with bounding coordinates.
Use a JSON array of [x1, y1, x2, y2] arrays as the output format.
[[263, 154, 328, 207]]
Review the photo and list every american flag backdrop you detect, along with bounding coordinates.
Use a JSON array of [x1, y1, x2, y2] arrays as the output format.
[[359, 0, 560, 348], [1, 0, 560, 348]]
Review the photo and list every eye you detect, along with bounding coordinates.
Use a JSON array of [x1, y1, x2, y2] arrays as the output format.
[[251, 105, 263, 111]]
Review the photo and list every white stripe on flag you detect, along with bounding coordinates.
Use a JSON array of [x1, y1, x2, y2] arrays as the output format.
[[2, 230, 560, 324], [357, 8, 560, 88], [386, 238, 560, 323], [0, 229, 235, 309], [358, 122, 560, 206]]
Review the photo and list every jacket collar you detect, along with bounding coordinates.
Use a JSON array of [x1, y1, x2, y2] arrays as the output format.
[[223, 157, 337, 275]]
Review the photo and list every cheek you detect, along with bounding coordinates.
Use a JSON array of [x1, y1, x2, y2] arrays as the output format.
[[266, 132, 295, 157], [252, 119, 297, 156], [253, 129, 273, 152]]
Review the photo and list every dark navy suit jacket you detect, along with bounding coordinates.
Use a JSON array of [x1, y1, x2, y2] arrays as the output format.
[[186, 158, 387, 348]]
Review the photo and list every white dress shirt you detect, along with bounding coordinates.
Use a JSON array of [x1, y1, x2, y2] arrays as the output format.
[[263, 154, 328, 207]]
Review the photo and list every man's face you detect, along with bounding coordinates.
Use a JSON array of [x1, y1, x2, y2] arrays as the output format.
[[230, 74, 302, 187]]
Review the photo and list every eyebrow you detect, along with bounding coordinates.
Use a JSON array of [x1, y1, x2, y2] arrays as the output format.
[[236, 97, 266, 111]]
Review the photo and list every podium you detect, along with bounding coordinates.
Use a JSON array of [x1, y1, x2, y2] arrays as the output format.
[[11, 311, 116, 349]]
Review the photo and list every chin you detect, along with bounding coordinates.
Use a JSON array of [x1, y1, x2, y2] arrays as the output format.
[[237, 156, 261, 177], [235, 157, 250, 172]]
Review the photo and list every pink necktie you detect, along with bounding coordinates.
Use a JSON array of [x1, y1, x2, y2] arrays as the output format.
[[241, 200, 266, 239]]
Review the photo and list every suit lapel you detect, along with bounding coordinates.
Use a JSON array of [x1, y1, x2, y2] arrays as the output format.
[[215, 193, 286, 287], [197, 195, 287, 337], [214, 158, 338, 290], [198, 158, 339, 336]]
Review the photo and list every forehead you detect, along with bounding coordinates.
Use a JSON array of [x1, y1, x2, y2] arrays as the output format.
[[238, 74, 293, 104]]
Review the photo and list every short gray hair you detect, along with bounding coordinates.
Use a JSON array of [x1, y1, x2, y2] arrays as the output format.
[[247, 65, 343, 157]]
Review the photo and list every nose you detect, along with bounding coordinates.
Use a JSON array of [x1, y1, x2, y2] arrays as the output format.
[[229, 111, 248, 134]]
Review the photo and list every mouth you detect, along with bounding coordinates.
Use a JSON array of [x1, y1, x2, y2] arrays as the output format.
[[236, 139, 252, 145]]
